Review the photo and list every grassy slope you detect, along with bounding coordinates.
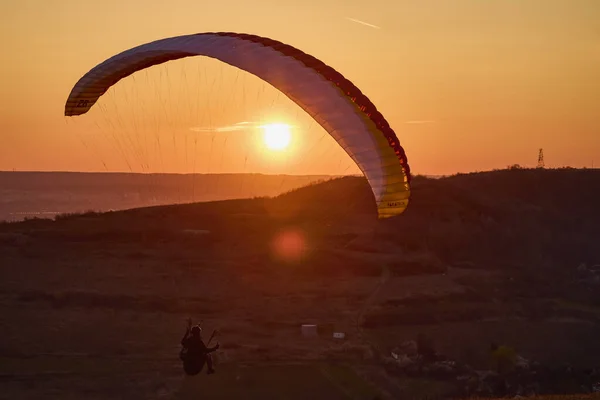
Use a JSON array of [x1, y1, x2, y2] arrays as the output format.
[[1, 168, 600, 399]]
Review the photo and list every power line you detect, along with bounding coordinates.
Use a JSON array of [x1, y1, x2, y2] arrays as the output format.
[[537, 148, 545, 169]]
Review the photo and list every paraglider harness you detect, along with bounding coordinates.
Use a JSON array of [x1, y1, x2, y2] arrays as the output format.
[[179, 322, 219, 376], [179, 329, 217, 361]]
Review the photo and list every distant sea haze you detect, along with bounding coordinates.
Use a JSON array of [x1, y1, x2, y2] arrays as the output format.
[[0, 171, 337, 222]]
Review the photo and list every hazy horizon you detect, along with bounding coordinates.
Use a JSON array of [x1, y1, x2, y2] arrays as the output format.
[[0, 171, 344, 222]]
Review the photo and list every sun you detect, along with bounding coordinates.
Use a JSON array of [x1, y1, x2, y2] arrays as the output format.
[[262, 123, 292, 151]]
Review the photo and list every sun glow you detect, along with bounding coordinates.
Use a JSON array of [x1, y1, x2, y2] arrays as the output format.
[[262, 123, 292, 151]]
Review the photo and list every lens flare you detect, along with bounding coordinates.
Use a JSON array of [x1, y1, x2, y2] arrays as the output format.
[[271, 229, 306, 262]]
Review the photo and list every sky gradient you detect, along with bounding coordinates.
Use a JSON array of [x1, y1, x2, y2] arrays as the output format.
[[1, 0, 599, 175]]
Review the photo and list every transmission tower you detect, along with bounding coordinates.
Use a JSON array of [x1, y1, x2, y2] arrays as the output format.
[[537, 148, 545, 168]]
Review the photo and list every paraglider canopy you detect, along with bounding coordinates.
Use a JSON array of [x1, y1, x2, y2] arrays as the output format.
[[64, 32, 411, 218]]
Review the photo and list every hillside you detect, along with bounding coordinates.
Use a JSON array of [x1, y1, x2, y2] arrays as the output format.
[[1, 168, 599, 399]]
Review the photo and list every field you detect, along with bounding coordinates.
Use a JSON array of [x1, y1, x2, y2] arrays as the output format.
[[1, 357, 381, 400], [1, 168, 600, 399]]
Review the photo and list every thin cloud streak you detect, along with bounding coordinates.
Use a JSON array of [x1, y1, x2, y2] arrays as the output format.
[[190, 121, 297, 133], [190, 121, 254, 133], [345, 17, 382, 30]]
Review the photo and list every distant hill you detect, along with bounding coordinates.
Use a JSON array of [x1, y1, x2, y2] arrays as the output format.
[[54, 167, 600, 304], [0, 171, 336, 222], [9, 167, 600, 282]]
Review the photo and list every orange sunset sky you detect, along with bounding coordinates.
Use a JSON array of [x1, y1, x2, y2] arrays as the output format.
[[1, 0, 599, 176]]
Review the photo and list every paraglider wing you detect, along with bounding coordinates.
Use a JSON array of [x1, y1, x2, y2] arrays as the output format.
[[65, 32, 411, 218]]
